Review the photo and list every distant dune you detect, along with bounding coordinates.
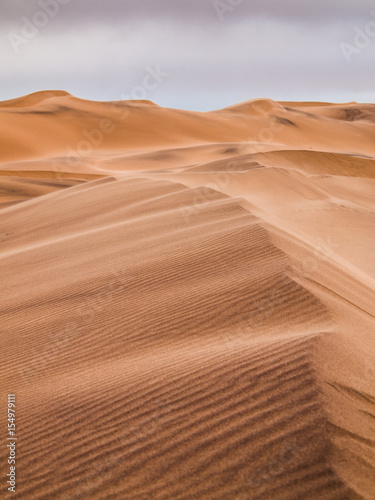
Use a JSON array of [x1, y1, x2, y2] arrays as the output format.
[[0, 92, 374, 499]]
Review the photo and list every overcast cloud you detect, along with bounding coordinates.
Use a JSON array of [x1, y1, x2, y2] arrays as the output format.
[[1, 0, 375, 110]]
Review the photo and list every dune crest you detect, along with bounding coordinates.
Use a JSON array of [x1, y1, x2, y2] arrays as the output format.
[[0, 90, 72, 108], [223, 97, 286, 115]]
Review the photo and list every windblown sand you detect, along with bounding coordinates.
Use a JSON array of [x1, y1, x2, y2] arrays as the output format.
[[0, 91, 374, 499]]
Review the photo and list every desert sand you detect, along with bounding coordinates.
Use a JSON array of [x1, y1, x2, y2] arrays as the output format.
[[0, 91, 374, 499]]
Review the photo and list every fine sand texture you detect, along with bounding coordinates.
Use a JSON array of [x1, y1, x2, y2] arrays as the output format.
[[0, 91, 374, 499]]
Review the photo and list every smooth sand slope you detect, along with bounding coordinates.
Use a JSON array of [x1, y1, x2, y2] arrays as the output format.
[[0, 91, 374, 499]]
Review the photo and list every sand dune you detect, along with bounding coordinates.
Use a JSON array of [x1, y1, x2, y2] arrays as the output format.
[[1, 92, 374, 499]]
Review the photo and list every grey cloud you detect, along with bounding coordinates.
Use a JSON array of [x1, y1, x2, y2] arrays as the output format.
[[2, 0, 374, 27], [1, 0, 374, 110]]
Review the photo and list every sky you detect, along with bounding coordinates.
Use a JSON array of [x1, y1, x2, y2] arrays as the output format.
[[1, 0, 375, 111]]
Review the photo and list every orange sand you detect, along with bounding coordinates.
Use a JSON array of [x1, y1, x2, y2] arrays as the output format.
[[0, 91, 374, 499]]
